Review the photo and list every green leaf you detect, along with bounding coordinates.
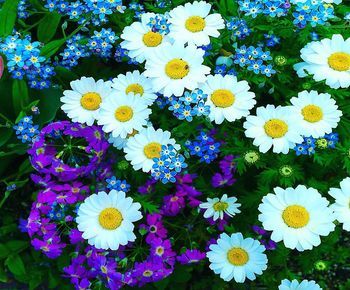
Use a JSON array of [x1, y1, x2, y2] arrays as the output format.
[[55, 65, 80, 82], [0, 128, 12, 148], [0, 0, 20, 37], [36, 87, 62, 125], [40, 38, 66, 59], [0, 244, 10, 259], [37, 12, 62, 43], [5, 254, 26, 276], [12, 79, 30, 115]]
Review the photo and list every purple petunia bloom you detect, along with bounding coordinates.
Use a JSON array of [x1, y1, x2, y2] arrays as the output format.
[[162, 193, 185, 216], [177, 249, 206, 264], [211, 172, 236, 188]]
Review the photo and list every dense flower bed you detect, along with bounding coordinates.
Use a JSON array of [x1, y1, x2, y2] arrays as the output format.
[[0, 0, 350, 289]]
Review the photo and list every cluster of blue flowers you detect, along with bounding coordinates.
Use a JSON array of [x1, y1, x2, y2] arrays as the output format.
[[264, 34, 280, 47], [60, 34, 90, 68], [129, 2, 145, 19], [106, 176, 130, 192], [214, 64, 236, 76], [0, 35, 55, 89], [47, 202, 66, 221], [45, 0, 125, 25], [226, 17, 251, 39], [238, 0, 290, 18], [234, 45, 276, 77], [114, 45, 129, 62], [18, 0, 30, 19], [88, 28, 118, 58], [292, 0, 335, 28], [59, 29, 117, 68], [147, 14, 171, 35], [186, 131, 221, 164], [294, 133, 339, 156], [167, 89, 211, 122], [151, 145, 188, 184], [13, 116, 39, 144]]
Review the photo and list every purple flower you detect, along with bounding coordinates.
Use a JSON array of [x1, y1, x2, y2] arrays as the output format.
[[211, 172, 236, 188], [219, 155, 237, 175], [252, 225, 268, 236], [150, 238, 176, 266], [177, 249, 206, 264], [69, 229, 84, 244], [138, 178, 157, 195], [131, 261, 172, 287], [162, 193, 185, 216], [140, 213, 168, 243], [261, 239, 277, 250], [31, 237, 65, 259]]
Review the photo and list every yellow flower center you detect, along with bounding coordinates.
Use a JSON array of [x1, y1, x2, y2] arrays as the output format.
[[211, 89, 235, 108], [185, 16, 206, 32], [301, 105, 323, 123], [165, 59, 189, 79], [282, 205, 310, 228], [143, 270, 153, 277], [114, 106, 133, 122], [98, 208, 123, 230], [80, 92, 102, 111], [144, 142, 162, 159], [227, 247, 249, 266], [142, 31, 163, 47], [213, 201, 229, 211], [125, 83, 144, 96], [328, 52, 350, 71], [264, 119, 288, 138], [156, 246, 164, 255]]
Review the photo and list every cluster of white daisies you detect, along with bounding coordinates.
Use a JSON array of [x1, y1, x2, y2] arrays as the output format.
[[59, 1, 350, 288], [204, 178, 350, 285]]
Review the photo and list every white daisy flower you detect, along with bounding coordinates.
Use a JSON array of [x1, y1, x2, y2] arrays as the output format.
[[207, 232, 268, 283], [290, 90, 342, 138], [120, 12, 170, 63], [294, 34, 350, 89], [143, 42, 210, 97], [328, 177, 350, 231], [112, 70, 158, 105], [76, 190, 142, 250], [124, 126, 180, 172], [200, 74, 256, 124], [97, 92, 151, 139], [168, 0, 225, 46], [258, 185, 335, 251], [60, 77, 113, 126], [278, 279, 323, 290], [243, 105, 303, 154], [199, 194, 241, 221]]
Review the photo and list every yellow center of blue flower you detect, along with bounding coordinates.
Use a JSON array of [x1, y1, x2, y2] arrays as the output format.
[[227, 247, 249, 266], [213, 201, 228, 211]]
